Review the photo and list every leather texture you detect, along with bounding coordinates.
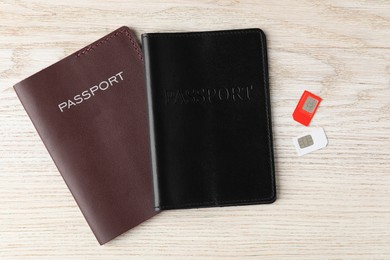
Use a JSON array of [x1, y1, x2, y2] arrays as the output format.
[[14, 26, 158, 244], [142, 28, 276, 210]]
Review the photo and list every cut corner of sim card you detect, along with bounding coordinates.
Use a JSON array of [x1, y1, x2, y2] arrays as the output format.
[[293, 127, 328, 156]]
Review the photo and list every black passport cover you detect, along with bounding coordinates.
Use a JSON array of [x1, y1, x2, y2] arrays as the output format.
[[142, 28, 276, 210]]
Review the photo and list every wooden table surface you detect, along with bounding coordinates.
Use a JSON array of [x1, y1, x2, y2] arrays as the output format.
[[1, 1, 389, 259]]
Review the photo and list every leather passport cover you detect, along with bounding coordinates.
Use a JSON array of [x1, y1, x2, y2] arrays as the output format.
[[14, 26, 158, 244], [142, 28, 276, 210]]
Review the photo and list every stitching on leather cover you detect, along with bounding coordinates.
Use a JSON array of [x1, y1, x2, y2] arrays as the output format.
[[259, 30, 276, 200], [76, 27, 143, 61], [148, 30, 276, 209], [142, 29, 261, 38], [158, 196, 275, 210]]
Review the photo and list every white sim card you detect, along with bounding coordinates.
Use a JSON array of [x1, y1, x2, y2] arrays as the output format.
[[293, 128, 328, 156]]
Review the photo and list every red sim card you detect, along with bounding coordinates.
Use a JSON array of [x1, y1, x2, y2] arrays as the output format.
[[293, 90, 322, 126]]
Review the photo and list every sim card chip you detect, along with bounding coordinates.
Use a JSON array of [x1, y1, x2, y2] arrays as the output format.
[[298, 135, 314, 148], [302, 97, 318, 113]]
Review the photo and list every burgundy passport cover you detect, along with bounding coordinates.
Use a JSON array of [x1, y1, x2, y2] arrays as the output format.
[[13, 27, 158, 244]]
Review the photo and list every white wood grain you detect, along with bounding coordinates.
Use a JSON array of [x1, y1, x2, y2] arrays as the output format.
[[1, 0, 389, 259]]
